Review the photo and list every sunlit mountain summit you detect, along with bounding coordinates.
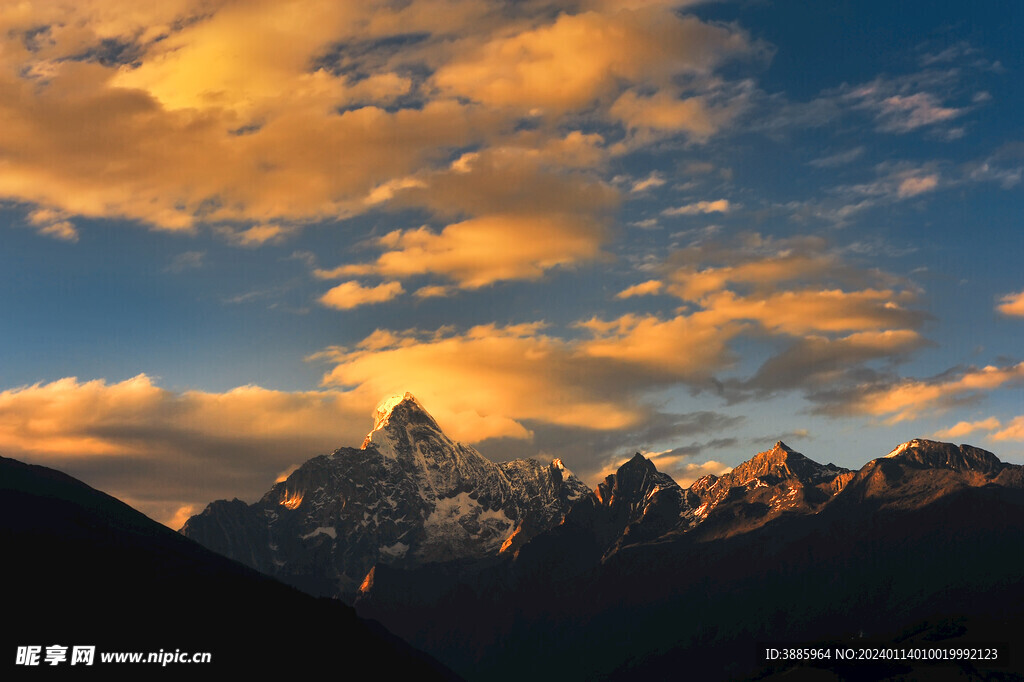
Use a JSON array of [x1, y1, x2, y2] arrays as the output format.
[[182, 392, 589, 598]]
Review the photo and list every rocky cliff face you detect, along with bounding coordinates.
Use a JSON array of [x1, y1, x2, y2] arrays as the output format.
[[542, 442, 853, 558], [353, 437, 1024, 682], [688, 441, 853, 539], [181, 393, 589, 599], [837, 437, 1024, 510]]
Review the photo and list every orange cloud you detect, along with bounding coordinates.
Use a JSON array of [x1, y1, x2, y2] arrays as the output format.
[[653, 233, 923, 338], [0, 0, 751, 277], [0, 65, 486, 230], [992, 417, 1024, 442], [27, 208, 78, 241], [611, 90, 729, 142], [840, 363, 1024, 423], [933, 417, 1001, 440], [667, 253, 836, 300], [220, 224, 297, 247], [578, 313, 745, 380], [318, 323, 647, 437], [662, 199, 731, 217], [698, 288, 921, 336], [0, 375, 368, 456], [414, 285, 453, 299], [630, 172, 666, 193], [616, 280, 664, 299], [997, 291, 1024, 317], [591, 231, 932, 405], [434, 9, 749, 114], [315, 140, 619, 288], [663, 233, 851, 300], [0, 1, 759, 297], [319, 281, 405, 310], [166, 505, 196, 530], [334, 213, 611, 288], [313, 231, 931, 432], [897, 173, 939, 197]]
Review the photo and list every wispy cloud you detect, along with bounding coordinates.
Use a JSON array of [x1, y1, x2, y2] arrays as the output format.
[[759, 49, 994, 140], [808, 147, 865, 168], [868, 91, 964, 133], [165, 251, 205, 273], [219, 224, 298, 247], [662, 199, 731, 216], [631, 172, 666, 193], [319, 280, 404, 310], [27, 208, 77, 241]]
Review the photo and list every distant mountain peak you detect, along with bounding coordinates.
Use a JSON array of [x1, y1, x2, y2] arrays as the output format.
[[686, 441, 853, 539], [550, 458, 576, 480], [623, 451, 655, 471], [595, 453, 677, 509], [884, 438, 926, 459], [727, 441, 835, 487], [878, 438, 1004, 474]]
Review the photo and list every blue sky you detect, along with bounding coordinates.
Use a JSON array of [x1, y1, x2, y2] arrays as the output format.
[[0, 0, 1021, 525]]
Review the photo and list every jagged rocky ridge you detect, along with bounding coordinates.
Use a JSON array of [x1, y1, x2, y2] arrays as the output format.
[[539, 441, 854, 564], [357, 437, 1024, 682], [182, 393, 589, 598], [185, 392, 1023, 604]]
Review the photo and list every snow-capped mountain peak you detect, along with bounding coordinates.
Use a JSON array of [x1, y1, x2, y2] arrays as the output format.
[[875, 438, 1004, 473], [185, 393, 593, 600], [358, 387, 442, 450], [884, 438, 923, 459], [372, 392, 415, 430]]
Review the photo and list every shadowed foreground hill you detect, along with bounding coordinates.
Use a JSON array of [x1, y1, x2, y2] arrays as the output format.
[[0, 456, 458, 678]]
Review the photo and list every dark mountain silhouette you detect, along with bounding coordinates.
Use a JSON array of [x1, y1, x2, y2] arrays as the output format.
[[356, 439, 1024, 681], [0, 455, 459, 678]]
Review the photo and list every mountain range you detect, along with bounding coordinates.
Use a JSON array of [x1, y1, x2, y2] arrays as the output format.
[[180, 394, 1024, 680]]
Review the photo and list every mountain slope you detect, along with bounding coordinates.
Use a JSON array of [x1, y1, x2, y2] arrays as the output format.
[[0, 455, 459, 678], [836, 438, 1024, 510], [689, 441, 853, 539], [182, 393, 589, 599], [357, 440, 1024, 681], [514, 442, 851, 567]]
